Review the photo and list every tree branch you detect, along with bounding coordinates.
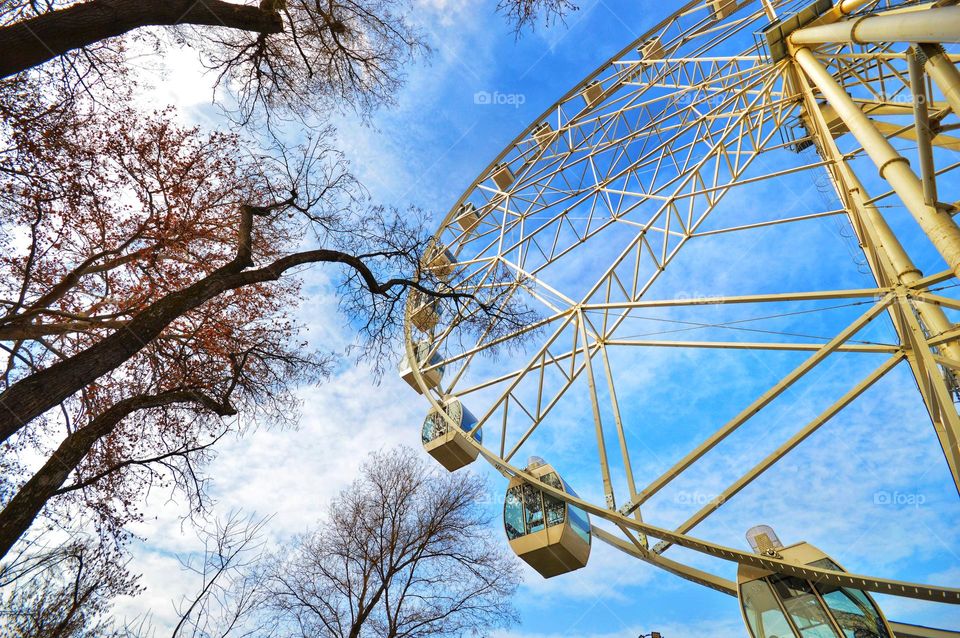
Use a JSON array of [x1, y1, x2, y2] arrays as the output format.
[[0, 388, 235, 561], [0, 0, 284, 79], [0, 212, 472, 444]]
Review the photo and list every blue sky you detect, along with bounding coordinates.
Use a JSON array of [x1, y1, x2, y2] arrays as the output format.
[[116, 0, 960, 635]]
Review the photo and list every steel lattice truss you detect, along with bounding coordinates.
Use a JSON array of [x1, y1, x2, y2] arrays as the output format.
[[404, 0, 960, 621]]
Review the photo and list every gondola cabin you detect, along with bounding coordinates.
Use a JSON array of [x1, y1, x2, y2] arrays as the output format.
[[421, 397, 481, 472], [532, 122, 556, 150], [709, 0, 737, 21], [455, 203, 482, 235], [503, 457, 591, 578], [409, 289, 440, 333], [738, 525, 893, 638], [399, 342, 444, 394], [581, 80, 603, 108], [492, 163, 515, 192], [422, 241, 456, 281], [638, 37, 664, 61]]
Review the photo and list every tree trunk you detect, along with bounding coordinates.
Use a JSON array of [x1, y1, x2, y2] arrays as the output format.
[[0, 264, 246, 445], [0, 0, 283, 79], [0, 390, 224, 560], [0, 245, 373, 445]]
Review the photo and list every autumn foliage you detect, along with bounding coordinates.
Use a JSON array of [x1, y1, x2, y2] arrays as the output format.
[[0, 0, 546, 631], [0, 95, 326, 547]]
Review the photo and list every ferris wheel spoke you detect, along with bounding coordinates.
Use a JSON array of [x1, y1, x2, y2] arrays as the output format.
[[576, 310, 618, 510], [913, 291, 960, 313], [690, 206, 844, 235], [897, 296, 960, 494], [406, 0, 960, 617], [602, 339, 896, 352], [619, 293, 894, 517], [584, 287, 887, 309], [929, 324, 960, 349], [654, 353, 903, 554]]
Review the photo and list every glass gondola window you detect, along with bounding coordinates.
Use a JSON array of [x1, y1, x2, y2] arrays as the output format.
[[421, 400, 482, 445], [768, 574, 839, 638], [504, 486, 525, 540], [399, 341, 445, 377], [504, 475, 572, 539], [740, 579, 794, 638], [809, 560, 890, 638], [562, 478, 591, 545], [522, 483, 545, 534], [421, 409, 448, 444], [417, 343, 445, 376], [460, 404, 481, 443], [541, 473, 566, 527]]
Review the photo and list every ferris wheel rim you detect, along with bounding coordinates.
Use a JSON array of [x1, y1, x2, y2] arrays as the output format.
[[403, 0, 960, 615], [434, 0, 707, 232]]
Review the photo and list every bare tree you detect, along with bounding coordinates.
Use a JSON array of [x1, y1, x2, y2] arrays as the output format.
[[167, 512, 276, 638], [265, 447, 520, 638], [0, 0, 550, 625], [0, 539, 140, 638], [498, 0, 578, 33], [0, 107, 531, 566], [0, 0, 571, 120]]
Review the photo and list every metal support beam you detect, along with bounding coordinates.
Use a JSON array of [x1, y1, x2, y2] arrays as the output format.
[[791, 6, 960, 46], [577, 310, 617, 509], [600, 343, 647, 544], [794, 46, 960, 279], [622, 296, 893, 514], [811, 0, 885, 25], [919, 43, 960, 118], [603, 339, 898, 353], [789, 55, 960, 495], [909, 47, 938, 206], [898, 298, 960, 494], [657, 354, 902, 553], [593, 526, 738, 596]]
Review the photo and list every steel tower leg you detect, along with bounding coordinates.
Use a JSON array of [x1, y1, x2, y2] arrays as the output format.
[[793, 46, 960, 279], [787, 53, 960, 495], [918, 43, 960, 117], [908, 48, 938, 207], [790, 6, 960, 46]]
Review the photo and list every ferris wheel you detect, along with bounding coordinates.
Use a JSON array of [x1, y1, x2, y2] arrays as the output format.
[[402, 0, 960, 635]]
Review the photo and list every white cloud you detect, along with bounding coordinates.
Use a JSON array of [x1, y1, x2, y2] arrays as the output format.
[[95, 2, 960, 636]]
